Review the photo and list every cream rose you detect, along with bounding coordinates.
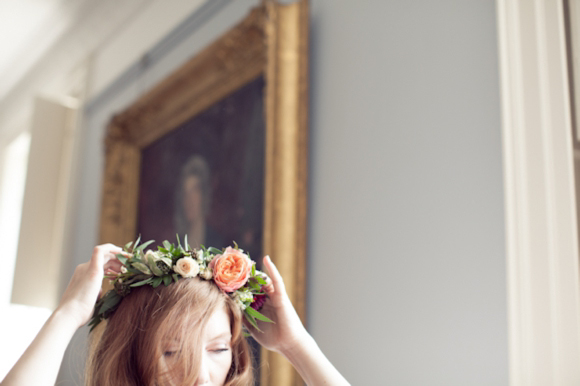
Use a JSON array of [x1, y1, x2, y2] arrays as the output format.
[[174, 257, 199, 278]]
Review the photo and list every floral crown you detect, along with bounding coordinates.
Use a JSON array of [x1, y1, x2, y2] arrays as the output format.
[[89, 236, 273, 332]]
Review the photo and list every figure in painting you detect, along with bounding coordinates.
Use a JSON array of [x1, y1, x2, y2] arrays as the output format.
[[174, 155, 226, 249]]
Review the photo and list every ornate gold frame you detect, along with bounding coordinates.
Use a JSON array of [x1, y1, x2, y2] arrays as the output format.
[[98, 1, 309, 385]]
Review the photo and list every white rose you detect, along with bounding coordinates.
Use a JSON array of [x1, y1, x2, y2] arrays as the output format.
[[174, 257, 199, 278]]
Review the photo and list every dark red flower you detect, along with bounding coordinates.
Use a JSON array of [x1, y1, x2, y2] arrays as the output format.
[[251, 292, 267, 311]]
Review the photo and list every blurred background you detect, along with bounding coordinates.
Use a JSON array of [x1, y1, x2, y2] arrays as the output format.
[[1, 0, 579, 384]]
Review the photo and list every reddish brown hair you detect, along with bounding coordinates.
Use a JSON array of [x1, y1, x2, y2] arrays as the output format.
[[85, 277, 253, 385]]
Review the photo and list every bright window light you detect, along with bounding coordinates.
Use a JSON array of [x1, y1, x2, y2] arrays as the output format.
[[0, 132, 31, 306], [0, 132, 52, 381]]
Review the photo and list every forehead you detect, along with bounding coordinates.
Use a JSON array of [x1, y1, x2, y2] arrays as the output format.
[[203, 306, 231, 341]]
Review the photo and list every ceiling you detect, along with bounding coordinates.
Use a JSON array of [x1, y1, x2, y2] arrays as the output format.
[[0, 0, 94, 100]]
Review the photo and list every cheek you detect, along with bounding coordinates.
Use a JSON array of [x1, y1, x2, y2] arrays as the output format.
[[210, 351, 232, 382]]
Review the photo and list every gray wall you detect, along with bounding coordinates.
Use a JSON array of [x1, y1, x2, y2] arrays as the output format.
[[307, 1, 507, 384], [62, 0, 508, 384]]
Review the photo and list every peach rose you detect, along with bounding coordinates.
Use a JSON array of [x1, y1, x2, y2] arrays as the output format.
[[209, 247, 253, 292]]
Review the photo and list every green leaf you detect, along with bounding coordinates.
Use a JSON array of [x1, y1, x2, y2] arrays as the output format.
[[245, 306, 274, 323], [163, 275, 171, 286], [130, 278, 154, 287], [132, 262, 152, 275], [254, 276, 267, 286], [208, 247, 222, 255], [147, 254, 164, 276], [152, 277, 163, 288], [136, 240, 155, 253], [124, 241, 133, 251], [248, 280, 260, 291], [163, 240, 171, 250], [172, 273, 179, 283], [176, 234, 182, 249], [251, 264, 256, 276], [184, 234, 190, 250], [98, 292, 121, 314], [233, 240, 239, 250], [116, 255, 128, 265], [244, 312, 261, 332], [134, 235, 142, 251], [125, 267, 140, 275]]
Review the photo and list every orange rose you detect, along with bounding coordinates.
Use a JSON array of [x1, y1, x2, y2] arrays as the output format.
[[209, 247, 253, 292]]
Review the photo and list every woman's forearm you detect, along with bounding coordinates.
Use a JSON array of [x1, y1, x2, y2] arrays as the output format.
[[1, 308, 78, 386], [281, 332, 350, 386]]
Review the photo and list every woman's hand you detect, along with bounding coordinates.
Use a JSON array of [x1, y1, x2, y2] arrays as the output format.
[[243, 256, 308, 354], [55, 244, 124, 329], [245, 257, 351, 385], [2, 244, 127, 386]]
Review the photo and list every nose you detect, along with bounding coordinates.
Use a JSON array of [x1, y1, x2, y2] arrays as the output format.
[[195, 353, 210, 385]]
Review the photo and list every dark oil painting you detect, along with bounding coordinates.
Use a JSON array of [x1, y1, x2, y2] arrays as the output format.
[[137, 75, 265, 263]]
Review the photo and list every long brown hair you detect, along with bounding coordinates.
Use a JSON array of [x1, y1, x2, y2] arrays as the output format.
[[85, 277, 253, 385]]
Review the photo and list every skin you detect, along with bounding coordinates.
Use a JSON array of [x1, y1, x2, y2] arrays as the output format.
[[163, 306, 232, 386], [2, 246, 351, 386]]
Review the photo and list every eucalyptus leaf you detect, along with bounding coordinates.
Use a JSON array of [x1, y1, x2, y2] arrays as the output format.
[[152, 277, 163, 288], [147, 254, 164, 276], [132, 262, 152, 275], [163, 275, 171, 286]]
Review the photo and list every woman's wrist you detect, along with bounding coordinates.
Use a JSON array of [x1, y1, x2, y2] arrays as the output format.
[[53, 303, 88, 330], [279, 328, 315, 359]]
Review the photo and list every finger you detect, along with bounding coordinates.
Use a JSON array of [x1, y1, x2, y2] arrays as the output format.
[[263, 255, 286, 294], [90, 245, 123, 270], [104, 259, 123, 271]]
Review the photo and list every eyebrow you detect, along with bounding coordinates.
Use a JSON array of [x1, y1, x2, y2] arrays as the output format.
[[209, 332, 232, 341]]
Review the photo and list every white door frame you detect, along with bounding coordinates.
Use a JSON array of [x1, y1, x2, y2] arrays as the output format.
[[496, 0, 580, 384]]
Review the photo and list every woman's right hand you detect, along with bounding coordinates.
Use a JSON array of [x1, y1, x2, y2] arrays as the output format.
[[55, 244, 124, 329]]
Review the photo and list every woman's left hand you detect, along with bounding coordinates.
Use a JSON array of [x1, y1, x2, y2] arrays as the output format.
[[243, 256, 308, 355]]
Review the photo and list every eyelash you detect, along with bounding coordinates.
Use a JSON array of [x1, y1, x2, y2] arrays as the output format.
[[211, 348, 230, 353]]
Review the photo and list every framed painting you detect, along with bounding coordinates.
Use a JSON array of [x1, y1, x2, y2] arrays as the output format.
[[98, 1, 309, 385]]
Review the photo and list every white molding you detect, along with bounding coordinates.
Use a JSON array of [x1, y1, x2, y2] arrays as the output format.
[[497, 0, 580, 384]]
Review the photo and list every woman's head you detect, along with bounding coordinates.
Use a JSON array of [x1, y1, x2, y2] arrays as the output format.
[[86, 277, 253, 386]]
